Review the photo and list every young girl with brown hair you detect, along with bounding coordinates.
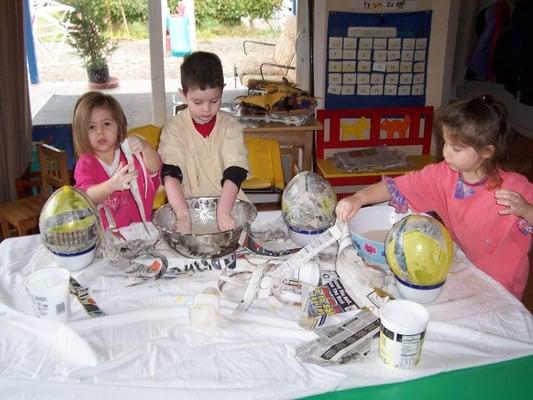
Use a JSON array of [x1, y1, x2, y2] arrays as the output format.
[[336, 95, 533, 298], [72, 91, 161, 229]]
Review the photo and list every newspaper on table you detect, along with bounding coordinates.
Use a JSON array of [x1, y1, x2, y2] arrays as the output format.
[[295, 309, 380, 366], [304, 277, 361, 318], [334, 145, 408, 172], [237, 112, 310, 127]]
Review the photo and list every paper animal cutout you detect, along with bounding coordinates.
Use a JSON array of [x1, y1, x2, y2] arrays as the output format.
[[341, 117, 370, 140], [380, 115, 410, 139]]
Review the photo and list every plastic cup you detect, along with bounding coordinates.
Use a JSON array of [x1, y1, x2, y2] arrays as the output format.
[[25, 267, 71, 322], [379, 299, 429, 369], [295, 261, 321, 286]]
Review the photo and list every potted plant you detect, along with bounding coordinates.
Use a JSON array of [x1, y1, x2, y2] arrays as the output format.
[[67, 0, 117, 84]]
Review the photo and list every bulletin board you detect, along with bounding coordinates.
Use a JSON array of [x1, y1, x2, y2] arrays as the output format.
[[325, 11, 432, 109]]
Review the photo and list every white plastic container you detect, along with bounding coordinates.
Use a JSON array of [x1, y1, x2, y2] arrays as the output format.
[[294, 261, 321, 287], [379, 299, 429, 369], [25, 267, 71, 322]]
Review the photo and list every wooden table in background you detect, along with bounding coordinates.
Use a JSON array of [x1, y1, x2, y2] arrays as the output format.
[[242, 116, 322, 172]]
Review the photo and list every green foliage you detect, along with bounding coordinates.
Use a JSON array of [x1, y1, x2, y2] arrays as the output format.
[[64, 0, 148, 25], [62, 0, 284, 41], [114, 21, 149, 40], [66, 0, 117, 70], [196, 22, 278, 40], [168, 0, 282, 28], [194, 0, 244, 25], [242, 0, 284, 20], [107, 0, 147, 24]]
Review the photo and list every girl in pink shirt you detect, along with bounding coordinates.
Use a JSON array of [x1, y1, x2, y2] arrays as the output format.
[[336, 95, 533, 299], [72, 92, 162, 229]]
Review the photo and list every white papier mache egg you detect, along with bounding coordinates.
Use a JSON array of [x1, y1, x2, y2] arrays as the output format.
[[281, 172, 337, 232]]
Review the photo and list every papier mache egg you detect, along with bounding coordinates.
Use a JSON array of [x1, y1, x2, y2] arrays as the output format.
[[385, 214, 454, 286], [281, 172, 337, 246], [39, 186, 99, 270]]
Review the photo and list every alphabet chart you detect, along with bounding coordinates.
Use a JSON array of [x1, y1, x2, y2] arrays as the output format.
[[325, 11, 432, 109]]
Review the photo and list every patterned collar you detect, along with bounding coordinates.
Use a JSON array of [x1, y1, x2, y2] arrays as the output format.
[[454, 174, 488, 199]]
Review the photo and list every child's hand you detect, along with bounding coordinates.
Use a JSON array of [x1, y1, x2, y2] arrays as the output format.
[[335, 195, 363, 222], [495, 190, 531, 218], [109, 163, 138, 191], [217, 211, 236, 232], [126, 135, 146, 155], [174, 210, 192, 234]]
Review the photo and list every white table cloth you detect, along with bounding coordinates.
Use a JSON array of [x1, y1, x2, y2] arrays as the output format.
[[0, 212, 532, 399]]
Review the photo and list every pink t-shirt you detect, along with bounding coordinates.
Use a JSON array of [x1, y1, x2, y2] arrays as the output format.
[[389, 161, 533, 298], [74, 152, 161, 229]]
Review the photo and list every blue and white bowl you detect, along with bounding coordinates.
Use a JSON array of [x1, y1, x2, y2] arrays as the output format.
[[394, 275, 445, 304], [50, 245, 96, 271], [288, 225, 329, 248], [347, 205, 409, 270]]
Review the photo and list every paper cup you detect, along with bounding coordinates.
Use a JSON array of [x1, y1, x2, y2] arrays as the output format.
[[25, 267, 71, 322], [379, 299, 429, 369]]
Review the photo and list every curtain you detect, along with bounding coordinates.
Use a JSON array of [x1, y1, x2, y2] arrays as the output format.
[[0, 0, 32, 202]]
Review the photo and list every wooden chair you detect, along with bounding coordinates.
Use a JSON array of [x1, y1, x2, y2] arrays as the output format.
[[0, 144, 69, 238]]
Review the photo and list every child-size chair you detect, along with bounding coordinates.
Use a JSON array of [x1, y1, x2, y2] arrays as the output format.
[[0, 144, 70, 238], [242, 137, 285, 192], [127, 125, 167, 210]]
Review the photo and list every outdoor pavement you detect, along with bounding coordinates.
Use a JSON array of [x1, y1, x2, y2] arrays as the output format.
[[29, 36, 264, 118]]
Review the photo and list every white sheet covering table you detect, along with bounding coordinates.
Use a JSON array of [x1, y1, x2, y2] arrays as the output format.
[[0, 212, 532, 400]]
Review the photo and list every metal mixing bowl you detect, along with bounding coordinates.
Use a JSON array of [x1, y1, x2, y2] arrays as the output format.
[[152, 197, 257, 258]]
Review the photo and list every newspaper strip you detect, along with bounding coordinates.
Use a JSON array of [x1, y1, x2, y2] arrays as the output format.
[[296, 309, 380, 365], [70, 277, 106, 317]]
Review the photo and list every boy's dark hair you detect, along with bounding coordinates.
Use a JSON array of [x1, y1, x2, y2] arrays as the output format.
[[180, 51, 224, 93]]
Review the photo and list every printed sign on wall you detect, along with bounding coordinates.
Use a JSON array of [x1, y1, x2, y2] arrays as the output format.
[[325, 11, 432, 109]]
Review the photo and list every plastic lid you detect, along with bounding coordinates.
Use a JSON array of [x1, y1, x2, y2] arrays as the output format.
[[380, 299, 429, 335]]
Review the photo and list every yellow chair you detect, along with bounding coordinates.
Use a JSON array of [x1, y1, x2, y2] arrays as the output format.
[[128, 124, 162, 150], [127, 125, 167, 210], [242, 137, 285, 191]]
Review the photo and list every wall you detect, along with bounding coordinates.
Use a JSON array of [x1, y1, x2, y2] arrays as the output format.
[[295, 0, 311, 91], [312, 0, 459, 109]]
